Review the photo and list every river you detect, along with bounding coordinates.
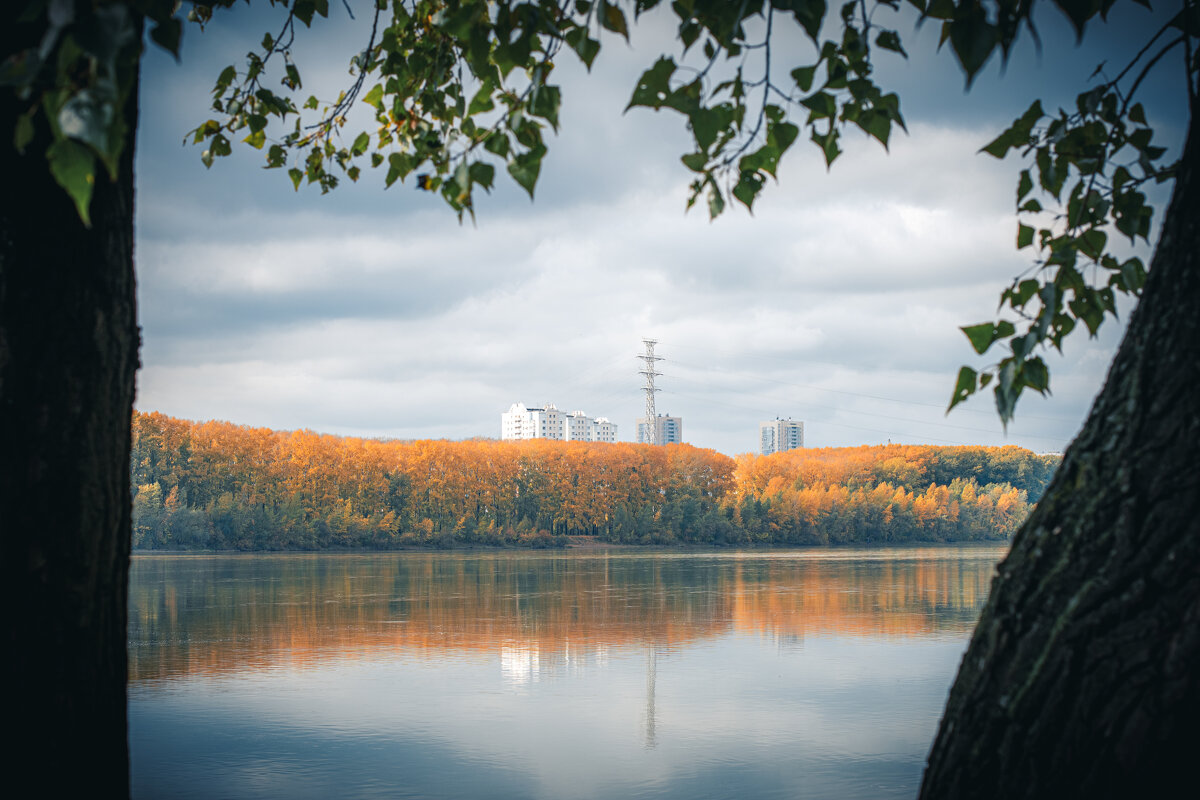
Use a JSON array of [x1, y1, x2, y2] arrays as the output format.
[[128, 545, 1005, 799]]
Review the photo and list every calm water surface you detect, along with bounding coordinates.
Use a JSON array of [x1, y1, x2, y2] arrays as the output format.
[[128, 546, 1006, 800]]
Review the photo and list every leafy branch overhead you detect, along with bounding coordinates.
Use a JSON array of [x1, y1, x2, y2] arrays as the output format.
[[190, 0, 610, 220], [184, 0, 916, 222], [3, 0, 1195, 424], [2, 0, 169, 225], [949, 3, 1194, 424]]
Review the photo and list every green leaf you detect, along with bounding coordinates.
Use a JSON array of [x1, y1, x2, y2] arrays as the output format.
[[1016, 169, 1033, 203], [351, 131, 370, 156], [811, 127, 841, 167], [1119, 258, 1146, 293], [858, 111, 892, 149], [1013, 279, 1040, 308], [150, 18, 183, 58], [529, 85, 562, 131], [288, 167, 303, 190], [363, 83, 384, 110], [293, 0, 327, 26], [469, 161, 495, 191], [733, 170, 765, 211], [565, 28, 601, 70], [507, 145, 546, 199], [1022, 356, 1050, 393], [385, 152, 412, 187], [800, 91, 836, 120], [242, 129, 266, 149], [601, 2, 630, 39], [449, 161, 471, 203], [1017, 223, 1034, 249], [680, 152, 707, 172], [875, 30, 907, 57], [1168, 2, 1200, 34], [706, 180, 725, 219], [14, 110, 34, 154], [1009, 331, 1034, 360], [689, 107, 722, 151], [791, 65, 818, 92], [57, 89, 117, 176], [679, 19, 702, 51], [1077, 228, 1106, 261], [981, 100, 1043, 158], [787, 0, 827, 42], [661, 80, 703, 115], [961, 322, 997, 355], [948, 10, 999, 83], [948, 366, 978, 411], [627, 57, 677, 111], [442, 2, 485, 41], [468, 81, 496, 116], [47, 138, 96, 227], [772, 121, 799, 155], [994, 359, 1020, 425], [191, 119, 220, 145], [214, 65, 237, 96], [1036, 145, 1064, 199], [1055, 0, 1101, 38], [484, 132, 510, 157], [1068, 291, 1105, 335]]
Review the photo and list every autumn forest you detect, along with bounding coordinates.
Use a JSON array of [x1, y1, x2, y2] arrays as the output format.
[[131, 412, 1058, 550]]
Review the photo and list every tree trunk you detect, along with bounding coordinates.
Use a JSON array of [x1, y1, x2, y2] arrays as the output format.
[[919, 111, 1200, 796], [0, 22, 140, 798]]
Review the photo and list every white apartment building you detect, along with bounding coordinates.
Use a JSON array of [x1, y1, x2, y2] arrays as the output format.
[[636, 414, 683, 445], [589, 415, 619, 443], [501, 403, 618, 443], [760, 418, 805, 455]]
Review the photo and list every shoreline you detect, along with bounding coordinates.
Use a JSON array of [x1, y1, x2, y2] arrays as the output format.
[[131, 539, 1011, 556]]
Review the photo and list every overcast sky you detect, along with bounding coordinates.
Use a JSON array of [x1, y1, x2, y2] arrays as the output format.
[[132, 2, 1188, 456]]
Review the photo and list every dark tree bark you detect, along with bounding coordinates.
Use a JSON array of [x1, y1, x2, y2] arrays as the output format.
[[0, 17, 140, 798], [920, 111, 1200, 797]]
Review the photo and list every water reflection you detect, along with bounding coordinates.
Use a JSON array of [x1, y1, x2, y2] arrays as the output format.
[[129, 547, 1006, 800], [129, 547, 1000, 686]]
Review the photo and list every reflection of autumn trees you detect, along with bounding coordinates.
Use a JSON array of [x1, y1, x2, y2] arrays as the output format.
[[131, 412, 1056, 549], [128, 551, 1003, 684]]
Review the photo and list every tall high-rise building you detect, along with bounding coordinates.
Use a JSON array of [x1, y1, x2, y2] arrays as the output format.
[[501, 403, 617, 442], [637, 414, 683, 445], [760, 418, 804, 455]]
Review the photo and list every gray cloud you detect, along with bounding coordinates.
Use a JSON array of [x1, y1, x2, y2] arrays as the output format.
[[133, 3, 1181, 456]]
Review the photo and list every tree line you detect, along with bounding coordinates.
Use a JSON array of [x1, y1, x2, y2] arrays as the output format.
[[131, 411, 1057, 550]]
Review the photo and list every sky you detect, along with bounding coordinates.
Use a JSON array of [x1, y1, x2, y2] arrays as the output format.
[[132, 1, 1189, 456]]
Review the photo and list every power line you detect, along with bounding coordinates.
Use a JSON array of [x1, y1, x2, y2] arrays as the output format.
[[662, 383, 1075, 448], [657, 388, 979, 445], [660, 371, 1071, 440], [657, 343, 1078, 423]]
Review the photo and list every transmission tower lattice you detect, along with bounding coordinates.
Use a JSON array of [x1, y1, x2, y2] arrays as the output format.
[[638, 339, 662, 445]]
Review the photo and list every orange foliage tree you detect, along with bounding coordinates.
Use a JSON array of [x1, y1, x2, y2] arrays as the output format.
[[131, 413, 1053, 549]]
